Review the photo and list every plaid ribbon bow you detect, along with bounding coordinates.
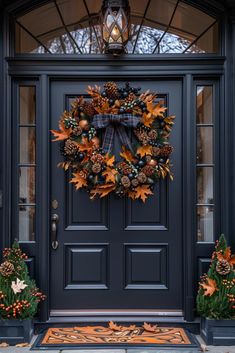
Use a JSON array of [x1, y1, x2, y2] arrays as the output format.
[[92, 114, 140, 154]]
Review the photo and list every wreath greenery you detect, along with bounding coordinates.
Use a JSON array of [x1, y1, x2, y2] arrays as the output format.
[[51, 82, 175, 202]]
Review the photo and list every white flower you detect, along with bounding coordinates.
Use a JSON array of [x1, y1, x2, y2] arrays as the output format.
[[11, 278, 28, 294]]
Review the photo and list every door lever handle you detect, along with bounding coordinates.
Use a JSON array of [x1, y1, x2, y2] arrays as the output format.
[[51, 213, 59, 250]]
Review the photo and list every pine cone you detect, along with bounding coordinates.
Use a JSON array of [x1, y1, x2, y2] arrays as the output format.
[[142, 165, 155, 176], [137, 172, 147, 183], [72, 125, 83, 136], [148, 129, 158, 140], [160, 145, 173, 157], [131, 178, 139, 187], [124, 92, 136, 104], [92, 163, 102, 174], [64, 139, 79, 156], [94, 96, 109, 109], [216, 260, 231, 275], [123, 165, 132, 175], [82, 101, 95, 116], [121, 176, 131, 188], [91, 153, 104, 164], [0, 261, 14, 277], [104, 82, 118, 99]]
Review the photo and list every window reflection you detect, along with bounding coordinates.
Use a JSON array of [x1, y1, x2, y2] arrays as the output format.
[[196, 85, 214, 242], [18, 86, 36, 242]]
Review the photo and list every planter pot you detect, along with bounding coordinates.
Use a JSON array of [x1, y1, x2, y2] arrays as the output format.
[[0, 319, 34, 345], [201, 317, 235, 345]]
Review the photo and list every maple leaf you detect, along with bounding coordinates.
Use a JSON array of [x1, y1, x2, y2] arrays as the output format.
[[51, 121, 72, 141], [102, 167, 118, 183], [217, 247, 235, 265], [105, 154, 115, 167], [90, 184, 116, 199], [120, 146, 135, 163], [137, 145, 152, 158], [109, 321, 136, 332], [141, 112, 155, 127], [147, 101, 167, 118], [135, 185, 153, 202], [70, 172, 87, 190], [164, 115, 175, 124], [143, 322, 159, 333], [127, 190, 136, 200], [77, 137, 94, 152], [201, 278, 218, 296]]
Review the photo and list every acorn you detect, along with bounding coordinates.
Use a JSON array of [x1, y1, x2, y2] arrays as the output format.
[[79, 119, 89, 130]]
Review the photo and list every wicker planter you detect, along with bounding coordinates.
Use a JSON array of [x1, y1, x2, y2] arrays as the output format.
[[0, 319, 33, 345], [201, 317, 235, 345]]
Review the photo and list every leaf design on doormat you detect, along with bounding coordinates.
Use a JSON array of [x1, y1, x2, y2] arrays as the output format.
[[143, 322, 159, 333]]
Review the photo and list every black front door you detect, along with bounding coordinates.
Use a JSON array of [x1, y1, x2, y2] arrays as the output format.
[[50, 79, 182, 312]]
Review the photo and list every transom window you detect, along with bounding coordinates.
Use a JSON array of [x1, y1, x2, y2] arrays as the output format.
[[15, 0, 219, 54]]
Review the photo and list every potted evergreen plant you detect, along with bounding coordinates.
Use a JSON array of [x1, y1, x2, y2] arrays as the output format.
[[197, 234, 235, 345], [0, 241, 45, 345]]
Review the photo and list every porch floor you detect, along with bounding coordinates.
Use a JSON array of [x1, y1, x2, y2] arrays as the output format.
[[1, 336, 235, 353]]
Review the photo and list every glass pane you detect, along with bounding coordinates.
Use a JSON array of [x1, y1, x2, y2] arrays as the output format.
[[197, 167, 213, 204], [187, 22, 219, 54], [197, 127, 213, 164], [197, 206, 214, 242], [20, 127, 36, 164], [15, 0, 219, 54], [19, 167, 35, 204], [19, 206, 35, 241], [20, 86, 36, 124], [197, 86, 213, 124]]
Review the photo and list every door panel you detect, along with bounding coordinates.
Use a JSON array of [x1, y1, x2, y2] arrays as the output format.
[[50, 79, 182, 311]]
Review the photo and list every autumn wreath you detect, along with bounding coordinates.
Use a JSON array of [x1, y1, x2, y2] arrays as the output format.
[[51, 82, 175, 202]]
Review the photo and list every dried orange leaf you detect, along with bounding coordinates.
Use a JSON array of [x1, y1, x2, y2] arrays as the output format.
[[102, 167, 118, 183], [143, 322, 159, 332], [51, 121, 72, 141], [137, 145, 152, 158], [105, 154, 115, 167], [120, 146, 135, 163], [201, 278, 218, 296], [70, 172, 87, 190], [147, 101, 167, 118], [135, 185, 153, 202], [90, 184, 116, 198]]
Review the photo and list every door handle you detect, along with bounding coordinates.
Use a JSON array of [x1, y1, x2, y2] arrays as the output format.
[[51, 213, 59, 250]]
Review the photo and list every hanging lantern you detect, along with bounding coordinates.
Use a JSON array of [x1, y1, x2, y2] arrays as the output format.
[[101, 0, 130, 55]]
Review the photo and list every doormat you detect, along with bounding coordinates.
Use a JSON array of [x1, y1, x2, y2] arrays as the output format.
[[32, 322, 198, 350]]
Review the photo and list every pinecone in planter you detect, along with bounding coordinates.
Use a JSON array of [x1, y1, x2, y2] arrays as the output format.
[[104, 82, 118, 99], [216, 259, 231, 275], [0, 261, 15, 277], [64, 139, 79, 156], [82, 101, 95, 116]]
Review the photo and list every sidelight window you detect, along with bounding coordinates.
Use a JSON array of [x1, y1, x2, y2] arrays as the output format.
[[15, 0, 219, 54], [18, 86, 36, 241], [196, 86, 214, 242]]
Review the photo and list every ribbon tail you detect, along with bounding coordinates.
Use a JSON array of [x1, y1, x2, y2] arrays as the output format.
[[102, 125, 115, 154], [116, 125, 134, 154]]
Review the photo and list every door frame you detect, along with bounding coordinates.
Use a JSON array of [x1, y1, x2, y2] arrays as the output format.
[[3, 55, 228, 323]]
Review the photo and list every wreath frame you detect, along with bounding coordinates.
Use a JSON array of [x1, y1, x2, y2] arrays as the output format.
[[51, 82, 175, 202]]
